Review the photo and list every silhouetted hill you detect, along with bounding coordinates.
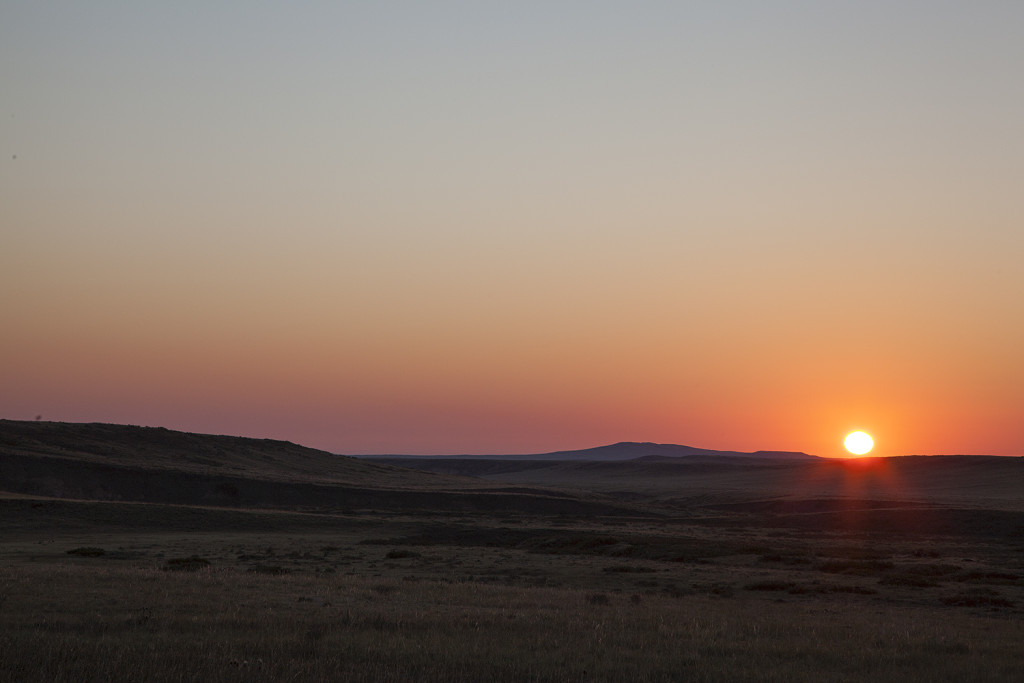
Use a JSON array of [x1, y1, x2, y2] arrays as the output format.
[[538, 442, 816, 461], [368, 441, 816, 461], [0, 419, 437, 486], [0, 420, 634, 516]]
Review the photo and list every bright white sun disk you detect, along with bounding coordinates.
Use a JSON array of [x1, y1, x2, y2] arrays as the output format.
[[844, 431, 874, 455]]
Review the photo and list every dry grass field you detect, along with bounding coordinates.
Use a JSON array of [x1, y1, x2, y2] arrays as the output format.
[[3, 421, 1024, 681]]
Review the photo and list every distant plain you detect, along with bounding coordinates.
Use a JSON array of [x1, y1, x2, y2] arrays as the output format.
[[3, 420, 1024, 681]]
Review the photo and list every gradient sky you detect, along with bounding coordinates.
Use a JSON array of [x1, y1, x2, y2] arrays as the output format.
[[3, 2, 1022, 457]]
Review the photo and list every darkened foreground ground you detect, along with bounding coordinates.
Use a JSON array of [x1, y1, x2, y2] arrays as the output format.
[[4, 561, 1023, 683], [2, 422, 1024, 681], [3, 496, 1024, 682]]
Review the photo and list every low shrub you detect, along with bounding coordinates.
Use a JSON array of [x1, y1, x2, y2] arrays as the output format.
[[247, 564, 290, 575], [162, 556, 211, 572], [705, 583, 734, 598], [827, 584, 878, 595], [879, 574, 940, 588], [602, 564, 654, 574], [745, 581, 796, 592], [760, 553, 812, 565], [955, 570, 1021, 584], [900, 563, 960, 577], [941, 591, 1014, 608], [817, 560, 894, 575]]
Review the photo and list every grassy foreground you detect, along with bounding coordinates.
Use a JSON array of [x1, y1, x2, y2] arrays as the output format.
[[2, 563, 1021, 682]]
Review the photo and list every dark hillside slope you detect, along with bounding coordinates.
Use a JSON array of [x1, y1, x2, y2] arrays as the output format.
[[0, 421, 633, 516], [0, 420, 427, 486]]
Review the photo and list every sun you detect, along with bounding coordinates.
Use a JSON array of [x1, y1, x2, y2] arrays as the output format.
[[844, 431, 874, 455]]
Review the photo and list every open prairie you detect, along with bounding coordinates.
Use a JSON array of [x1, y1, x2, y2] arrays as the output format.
[[3, 421, 1024, 681], [8, 2, 1024, 680]]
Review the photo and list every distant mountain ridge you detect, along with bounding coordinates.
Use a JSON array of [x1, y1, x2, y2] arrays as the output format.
[[367, 441, 816, 461]]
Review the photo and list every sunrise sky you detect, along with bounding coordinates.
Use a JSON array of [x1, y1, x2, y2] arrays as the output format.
[[3, 2, 1022, 458]]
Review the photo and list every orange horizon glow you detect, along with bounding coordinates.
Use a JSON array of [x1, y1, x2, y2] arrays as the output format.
[[3, 4, 1023, 458], [4, 263, 1023, 458]]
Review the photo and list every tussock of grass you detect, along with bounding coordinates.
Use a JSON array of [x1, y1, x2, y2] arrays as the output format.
[[803, 584, 877, 596], [760, 553, 812, 565], [745, 581, 795, 592], [879, 575, 941, 588], [528, 534, 621, 553], [162, 556, 210, 572], [902, 563, 961, 578], [956, 571, 1021, 585], [602, 564, 654, 574], [702, 583, 735, 597], [747, 581, 879, 596], [823, 548, 891, 561], [660, 584, 692, 598], [247, 564, 291, 575], [817, 560, 895, 576], [941, 590, 1014, 608]]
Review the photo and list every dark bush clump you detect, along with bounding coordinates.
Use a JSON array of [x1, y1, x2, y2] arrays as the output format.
[[901, 563, 960, 578], [603, 564, 655, 574], [956, 571, 1021, 584], [828, 584, 878, 595], [247, 564, 290, 575], [817, 560, 894, 575], [67, 547, 105, 557], [941, 591, 1014, 608], [162, 556, 211, 572], [879, 574, 940, 588], [661, 584, 690, 598], [385, 549, 421, 559], [745, 581, 796, 592], [760, 553, 812, 565]]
